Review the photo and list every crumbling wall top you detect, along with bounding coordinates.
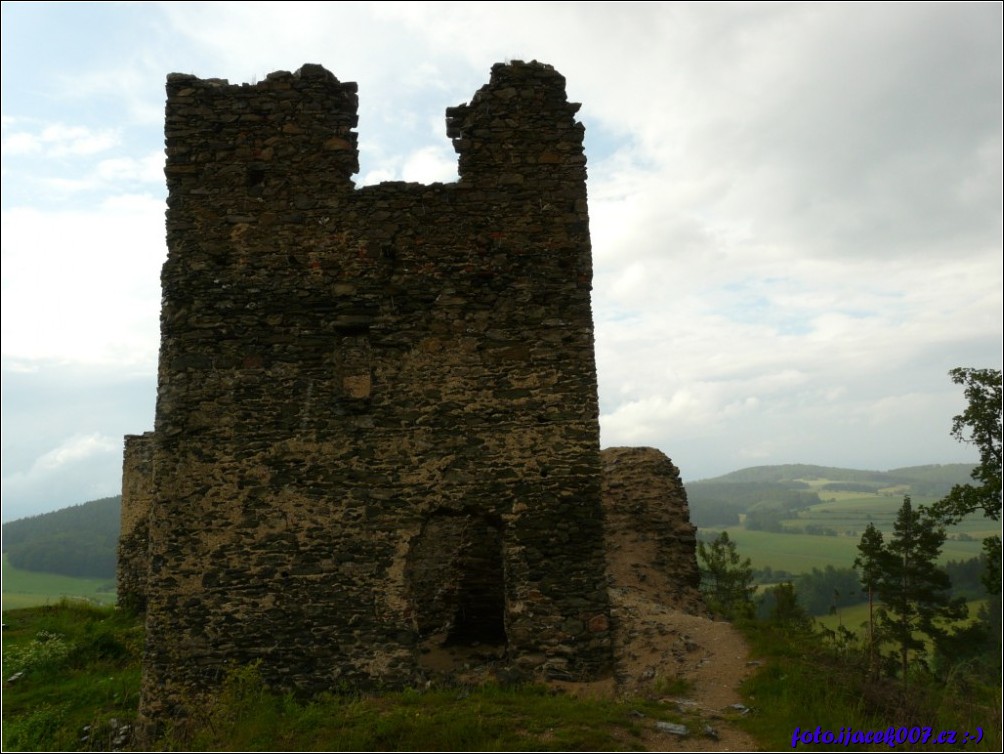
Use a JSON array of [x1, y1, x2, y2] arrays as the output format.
[[164, 62, 361, 201]]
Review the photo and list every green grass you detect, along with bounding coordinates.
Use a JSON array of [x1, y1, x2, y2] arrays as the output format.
[[5, 603, 996, 753], [1, 603, 714, 752], [735, 619, 1001, 752], [816, 599, 989, 639], [173, 671, 682, 752], [722, 529, 861, 572], [1, 554, 116, 612], [816, 601, 882, 634], [1, 601, 142, 752], [710, 527, 985, 576]]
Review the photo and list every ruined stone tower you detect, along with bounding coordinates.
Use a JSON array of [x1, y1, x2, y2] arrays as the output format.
[[134, 61, 612, 724]]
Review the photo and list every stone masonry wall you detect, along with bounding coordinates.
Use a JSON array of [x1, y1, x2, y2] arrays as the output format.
[[601, 447, 703, 614], [117, 432, 155, 613], [139, 61, 612, 725]]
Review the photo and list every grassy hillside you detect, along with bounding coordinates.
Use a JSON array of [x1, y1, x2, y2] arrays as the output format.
[[0, 603, 725, 752], [4, 603, 997, 752], [793, 494, 993, 538], [1, 602, 142, 751], [738, 617, 1000, 752]]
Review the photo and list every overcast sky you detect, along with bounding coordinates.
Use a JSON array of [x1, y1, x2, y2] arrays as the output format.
[[2, 2, 1001, 522]]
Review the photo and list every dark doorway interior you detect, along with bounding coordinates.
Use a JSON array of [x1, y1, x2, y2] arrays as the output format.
[[444, 521, 507, 646], [407, 512, 507, 651]]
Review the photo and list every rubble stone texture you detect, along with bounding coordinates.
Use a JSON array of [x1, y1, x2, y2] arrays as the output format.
[[135, 61, 616, 726], [601, 446, 703, 615], [117, 432, 154, 613]]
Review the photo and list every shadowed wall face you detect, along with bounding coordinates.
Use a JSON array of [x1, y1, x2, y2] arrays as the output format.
[[117, 432, 154, 613], [136, 61, 611, 725]]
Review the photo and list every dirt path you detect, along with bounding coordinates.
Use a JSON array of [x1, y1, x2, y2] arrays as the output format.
[[585, 448, 761, 750], [547, 578, 759, 749], [605, 586, 759, 751], [554, 594, 755, 750], [550, 586, 759, 751]]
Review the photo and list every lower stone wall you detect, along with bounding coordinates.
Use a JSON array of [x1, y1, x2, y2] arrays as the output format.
[[122, 441, 705, 734]]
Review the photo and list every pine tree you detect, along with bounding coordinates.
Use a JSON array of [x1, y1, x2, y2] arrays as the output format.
[[697, 531, 755, 619], [865, 496, 968, 681], [765, 581, 811, 629], [854, 522, 889, 675]]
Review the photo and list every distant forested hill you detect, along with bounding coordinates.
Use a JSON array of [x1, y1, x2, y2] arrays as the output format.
[[693, 463, 973, 489], [684, 482, 821, 527], [684, 463, 975, 528], [2, 496, 120, 579]]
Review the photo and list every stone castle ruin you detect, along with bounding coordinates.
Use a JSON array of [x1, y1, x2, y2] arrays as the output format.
[[119, 61, 701, 727]]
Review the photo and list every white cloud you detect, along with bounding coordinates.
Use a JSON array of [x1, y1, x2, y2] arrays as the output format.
[[53, 64, 168, 127], [2, 131, 42, 155], [1, 122, 119, 157], [0, 1, 999, 511], [359, 167, 397, 187], [1, 432, 124, 520], [34, 150, 165, 194], [31, 433, 121, 474], [0, 195, 165, 367], [94, 152, 165, 184], [402, 146, 458, 184], [359, 145, 459, 186]]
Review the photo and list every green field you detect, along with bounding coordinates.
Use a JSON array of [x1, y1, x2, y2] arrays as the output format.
[[700, 480, 990, 575], [819, 602, 991, 638], [714, 528, 984, 575], [791, 491, 994, 538], [1, 554, 116, 612]]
